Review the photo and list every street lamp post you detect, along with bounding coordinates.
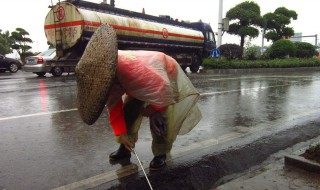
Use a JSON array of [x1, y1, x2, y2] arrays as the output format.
[[261, 28, 265, 55], [217, 0, 223, 48]]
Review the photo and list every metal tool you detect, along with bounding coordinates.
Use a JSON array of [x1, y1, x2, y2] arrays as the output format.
[[132, 148, 154, 190]]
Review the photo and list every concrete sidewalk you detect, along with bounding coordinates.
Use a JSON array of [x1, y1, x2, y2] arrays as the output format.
[[214, 137, 320, 190]]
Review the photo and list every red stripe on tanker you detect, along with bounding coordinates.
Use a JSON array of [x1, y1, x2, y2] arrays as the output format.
[[44, 21, 203, 40], [44, 2, 204, 50]]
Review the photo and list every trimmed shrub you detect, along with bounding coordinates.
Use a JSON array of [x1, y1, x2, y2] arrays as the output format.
[[218, 44, 243, 60], [270, 39, 296, 59], [244, 45, 261, 60], [202, 57, 320, 69], [294, 42, 317, 58]]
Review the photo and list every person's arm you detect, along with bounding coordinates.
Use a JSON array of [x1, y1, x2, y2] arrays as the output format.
[[108, 99, 134, 151], [108, 99, 127, 136]]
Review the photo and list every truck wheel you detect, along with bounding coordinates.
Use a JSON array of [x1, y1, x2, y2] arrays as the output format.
[[52, 67, 63, 77], [9, 63, 18, 73], [180, 65, 187, 72], [36, 72, 46, 77], [190, 54, 201, 73]]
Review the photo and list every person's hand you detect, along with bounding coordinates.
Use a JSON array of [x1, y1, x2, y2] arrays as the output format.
[[150, 111, 166, 136], [119, 133, 135, 152]]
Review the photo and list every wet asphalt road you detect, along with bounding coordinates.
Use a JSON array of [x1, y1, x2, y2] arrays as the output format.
[[1, 70, 320, 189]]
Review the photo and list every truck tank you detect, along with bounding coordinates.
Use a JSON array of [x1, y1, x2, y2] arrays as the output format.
[[44, 0, 213, 75]]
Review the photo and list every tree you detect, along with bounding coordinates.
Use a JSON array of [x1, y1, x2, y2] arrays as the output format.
[[0, 29, 12, 55], [226, 1, 264, 48], [10, 28, 33, 63], [263, 7, 298, 42]]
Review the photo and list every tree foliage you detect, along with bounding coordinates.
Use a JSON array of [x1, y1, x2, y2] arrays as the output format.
[[226, 1, 264, 48], [270, 39, 296, 58], [0, 29, 12, 55], [10, 28, 33, 62], [294, 42, 317, 58], [263, 7, 298, 42]]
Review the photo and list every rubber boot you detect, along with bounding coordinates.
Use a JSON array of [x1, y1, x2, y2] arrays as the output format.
[[149, 154, 166, 170], [109, 144, 131, 161]]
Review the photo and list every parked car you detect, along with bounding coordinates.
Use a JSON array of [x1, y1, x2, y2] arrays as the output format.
[[24, 49, 58, 77], [0, 54, 22, 73]]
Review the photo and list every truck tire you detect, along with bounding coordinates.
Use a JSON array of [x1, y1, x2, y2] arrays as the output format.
[[9, 63, 18, 73], [52, 67, 63, 77], [190, 54, 201, 73], [180, 65, 187, 72], [36, 72, 46, 77]]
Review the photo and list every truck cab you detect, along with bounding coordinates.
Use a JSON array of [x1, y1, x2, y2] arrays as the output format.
[[191, 22, 216, 57]]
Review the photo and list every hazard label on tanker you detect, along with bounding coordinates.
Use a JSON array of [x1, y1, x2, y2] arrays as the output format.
[[162, 28, 169, 39], [56, 6, 65, 20]]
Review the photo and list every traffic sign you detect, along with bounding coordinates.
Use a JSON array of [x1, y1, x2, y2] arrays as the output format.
[[210, 49, 221, 59]]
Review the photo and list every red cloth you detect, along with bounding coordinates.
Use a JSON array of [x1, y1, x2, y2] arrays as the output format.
[[150, 105, 167, 111], [108, 99, 127, 136]]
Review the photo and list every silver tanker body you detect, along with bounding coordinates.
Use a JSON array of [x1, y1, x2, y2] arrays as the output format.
[[44, 0, 216, 76]]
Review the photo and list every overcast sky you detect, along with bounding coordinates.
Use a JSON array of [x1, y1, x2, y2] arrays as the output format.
[[1, 0, 319, 57]]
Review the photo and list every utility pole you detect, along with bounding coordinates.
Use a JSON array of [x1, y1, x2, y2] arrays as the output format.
[[261, 28, 265, 55], [217, 0, 223, 48]]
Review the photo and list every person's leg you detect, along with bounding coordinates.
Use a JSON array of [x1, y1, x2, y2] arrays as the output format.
[[109, 96, 144, 160], [123, 96, 145, 141], [150, 105, 175, 169]]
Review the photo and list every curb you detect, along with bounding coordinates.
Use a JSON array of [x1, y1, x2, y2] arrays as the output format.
[[285, 154, 320, 173]]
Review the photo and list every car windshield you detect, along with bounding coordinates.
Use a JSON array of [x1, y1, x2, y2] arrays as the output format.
[[38, 49, 55, 56]]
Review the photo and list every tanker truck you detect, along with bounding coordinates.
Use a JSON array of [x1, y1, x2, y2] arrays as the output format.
[[43, 0, 216, 76]]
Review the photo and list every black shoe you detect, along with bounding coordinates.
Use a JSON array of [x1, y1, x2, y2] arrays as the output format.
[[109, 144, 131, 161], [149, 154, 166, 170]]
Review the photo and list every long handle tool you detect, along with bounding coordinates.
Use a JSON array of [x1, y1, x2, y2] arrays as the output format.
[[132, 148, 154, 190]]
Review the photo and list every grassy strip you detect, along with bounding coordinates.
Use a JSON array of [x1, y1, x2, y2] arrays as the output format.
[[203, 58, 320, 69]]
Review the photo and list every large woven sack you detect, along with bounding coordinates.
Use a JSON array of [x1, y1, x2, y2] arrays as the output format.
[[76, 24, 118, 125]]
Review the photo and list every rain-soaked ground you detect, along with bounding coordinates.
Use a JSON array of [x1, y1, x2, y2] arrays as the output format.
[[1, 70, 320, 189]]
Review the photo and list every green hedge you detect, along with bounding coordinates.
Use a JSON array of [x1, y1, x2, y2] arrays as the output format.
[[295, 42, 317, 58], [203, 57, 320, 69], [270, 39, 296, 59], [218, 44, 243, 60]]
